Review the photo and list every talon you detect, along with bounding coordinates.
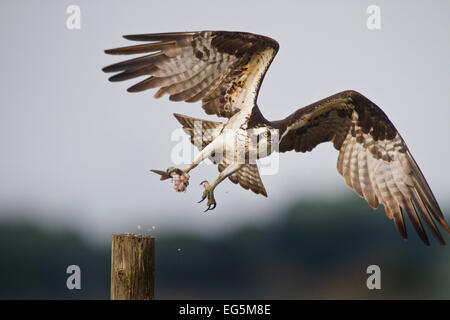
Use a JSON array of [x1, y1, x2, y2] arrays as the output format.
[[198, 194, 207, 203], [198, 185, 208, 203], [204, 203, 216, 212], [204, 204, 217, 212], [199, 181, 217, 212]]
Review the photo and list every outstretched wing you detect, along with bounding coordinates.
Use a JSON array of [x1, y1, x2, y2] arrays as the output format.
[[276, 90, 449, 245], [219, 160, 268, 197], [103, 31, 279, 119]]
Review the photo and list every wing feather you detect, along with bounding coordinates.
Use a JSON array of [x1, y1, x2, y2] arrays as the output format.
[[364, 140, 380, 208], [402, 198, 428, 244], [103, 52, 165, 73], [103, 31, 279, 119], [350, 135, 363, 197]]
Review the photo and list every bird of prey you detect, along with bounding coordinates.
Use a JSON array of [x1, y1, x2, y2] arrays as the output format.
[[103, 31, 449, 245]]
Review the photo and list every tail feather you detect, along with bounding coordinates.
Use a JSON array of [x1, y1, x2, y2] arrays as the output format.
[[173, 113, 222, 150]]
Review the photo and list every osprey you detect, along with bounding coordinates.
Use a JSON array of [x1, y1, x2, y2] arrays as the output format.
[[103, 31, 449, 245]]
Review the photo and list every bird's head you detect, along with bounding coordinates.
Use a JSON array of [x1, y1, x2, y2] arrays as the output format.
[[252, 126, 279, 157]]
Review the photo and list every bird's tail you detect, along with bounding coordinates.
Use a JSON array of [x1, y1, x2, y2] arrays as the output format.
[[173, 113, 223, 150]]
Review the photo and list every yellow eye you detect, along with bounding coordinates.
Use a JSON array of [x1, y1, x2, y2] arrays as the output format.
[[263, 132, 269, 137]]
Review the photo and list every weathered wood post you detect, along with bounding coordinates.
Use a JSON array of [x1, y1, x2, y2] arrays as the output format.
[[111, 234, 155, 300]]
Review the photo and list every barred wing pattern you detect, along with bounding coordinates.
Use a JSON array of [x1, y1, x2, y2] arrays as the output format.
[[103, 31, 279, 118], [277, 90, 449, 245]]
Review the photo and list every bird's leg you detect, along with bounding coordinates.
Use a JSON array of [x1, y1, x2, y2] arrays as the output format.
[[151, 137, 223, 193], [199, 162, 244, 212], [183, 135, 223, 174]]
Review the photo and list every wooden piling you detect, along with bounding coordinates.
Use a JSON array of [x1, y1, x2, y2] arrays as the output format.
[[110, 234, 155, 300]]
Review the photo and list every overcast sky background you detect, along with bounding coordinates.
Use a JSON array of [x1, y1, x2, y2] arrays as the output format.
[[0, 0, 449, 241]]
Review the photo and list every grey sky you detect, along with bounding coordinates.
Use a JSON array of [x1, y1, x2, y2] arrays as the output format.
[[1, 1, 449, 240]]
